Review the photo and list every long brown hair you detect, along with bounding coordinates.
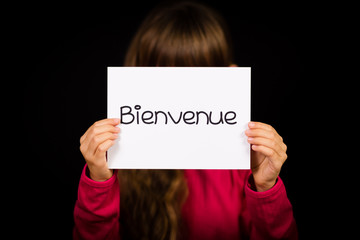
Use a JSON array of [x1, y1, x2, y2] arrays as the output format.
[[119, 1, 233, 240]]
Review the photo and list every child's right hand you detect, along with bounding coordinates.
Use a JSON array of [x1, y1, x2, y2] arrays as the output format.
[[79, 118, 120, 181]]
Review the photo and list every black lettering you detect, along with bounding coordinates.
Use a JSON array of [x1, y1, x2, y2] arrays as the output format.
[[196, 111, 210, 125], [120, 105, 237, 126], [168, 111, 183, 124], [142, 111, 154, 124], [183, 111, 195, 124], [155, 111, 168, 124], [135, 105, 141, 124], [224, 111, 237, 125], [208, 111, 224, 125], [120, 106, 134, 124]]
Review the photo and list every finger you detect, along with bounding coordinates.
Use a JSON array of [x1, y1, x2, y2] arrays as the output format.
[[94, 139, 116, 157], [245, 128, 283, 144], [88, 132, 119, 155], [80, 118, 120, 144], [81, 118, 120, 143], [248, 122, 284, 142], [252, 144, 287, 163], [248, 121, 276, 132], [81, 125, 120, 157], [94, 118, 121, 127], [82, 123, 120, 145], [247, 136, 286, 154], [80, 132, 87, 145]]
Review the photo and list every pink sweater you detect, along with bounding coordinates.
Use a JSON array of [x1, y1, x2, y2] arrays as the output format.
[[73, 165, 297, 239]]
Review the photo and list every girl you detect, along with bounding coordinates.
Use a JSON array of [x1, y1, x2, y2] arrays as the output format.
[[74, 2, 297, 239]]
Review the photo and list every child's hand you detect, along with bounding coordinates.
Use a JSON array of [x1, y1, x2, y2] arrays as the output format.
[[245, 122, 288, 192], [79, 118, 120, 181]]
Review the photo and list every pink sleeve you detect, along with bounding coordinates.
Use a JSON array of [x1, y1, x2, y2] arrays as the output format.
[[73, 165, 120, 240], [245, 175, 298, 240]]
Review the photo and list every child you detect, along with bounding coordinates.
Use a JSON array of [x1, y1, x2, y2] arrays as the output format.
[[74, 2, 297, 239]]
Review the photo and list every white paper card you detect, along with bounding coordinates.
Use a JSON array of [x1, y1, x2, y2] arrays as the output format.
[[107, 67, 250, 169]]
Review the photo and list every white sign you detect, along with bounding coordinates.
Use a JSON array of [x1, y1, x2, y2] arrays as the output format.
[[107, 67, 250, 169]]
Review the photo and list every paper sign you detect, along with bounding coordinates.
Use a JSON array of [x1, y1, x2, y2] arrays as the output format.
[[107, 67, 251, 169]]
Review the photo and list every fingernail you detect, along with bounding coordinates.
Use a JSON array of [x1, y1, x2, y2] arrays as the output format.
[[248, 137, 253, 141], [249, 122, 255, 127]]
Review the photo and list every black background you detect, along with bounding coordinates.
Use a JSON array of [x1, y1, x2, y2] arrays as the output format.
[[18, 0, 337, 239]]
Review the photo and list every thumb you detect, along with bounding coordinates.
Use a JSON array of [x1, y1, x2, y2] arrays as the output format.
[[95, 139, 116, 158]]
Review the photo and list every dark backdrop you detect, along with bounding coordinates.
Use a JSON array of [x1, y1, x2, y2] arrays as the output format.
[[19, 0, 329, 239]]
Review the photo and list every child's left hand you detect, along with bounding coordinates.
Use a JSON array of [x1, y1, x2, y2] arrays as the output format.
[[245, 122, 288, 192]]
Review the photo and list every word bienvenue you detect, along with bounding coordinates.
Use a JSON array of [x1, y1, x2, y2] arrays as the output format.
[[120, 105, 238, 125]]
